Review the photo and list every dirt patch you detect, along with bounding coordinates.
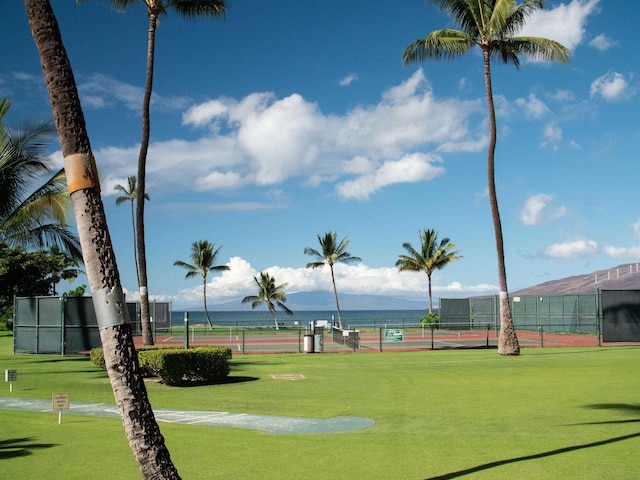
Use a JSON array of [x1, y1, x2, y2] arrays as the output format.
[[271, 374, 305, 380]]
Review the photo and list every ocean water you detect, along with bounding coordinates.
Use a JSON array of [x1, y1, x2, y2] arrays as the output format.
[[172, 310, 426, 329]]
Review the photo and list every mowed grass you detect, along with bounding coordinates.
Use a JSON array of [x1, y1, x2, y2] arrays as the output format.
[[1, 333, 639, 479]]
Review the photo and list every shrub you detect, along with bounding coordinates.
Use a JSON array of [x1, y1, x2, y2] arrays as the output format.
[[420, 313, 440, 328], [90, 345, 232, 386]]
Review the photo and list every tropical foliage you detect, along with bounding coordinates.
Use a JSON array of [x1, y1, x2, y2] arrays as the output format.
[[174, 240, 229, 329], [0, 97, 81, 261], [403, 0, 569, 355], [242, 272, 293, 330], [396, 229, 461, 314], [304, 231, 361, 329], [0, 243, 81, 326]]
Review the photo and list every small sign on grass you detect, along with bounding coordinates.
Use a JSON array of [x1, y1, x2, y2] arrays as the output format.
[[52, 393, 70, 424], [5, 369, 17, 392]]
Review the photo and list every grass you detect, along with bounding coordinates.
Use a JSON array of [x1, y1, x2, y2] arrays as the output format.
[[1, 334, 639, 479]]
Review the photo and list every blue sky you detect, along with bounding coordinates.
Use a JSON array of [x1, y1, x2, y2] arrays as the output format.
[[2, 0, 639, 310]]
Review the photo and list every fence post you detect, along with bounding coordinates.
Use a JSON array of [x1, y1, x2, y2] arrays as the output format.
[[486, 324, 490, 348], [242, 330, 245, 354], [539, 326, 544, 348], [379, 327, 383, 352], [183, 312, 189, 350], [431, 325, 434, 350]]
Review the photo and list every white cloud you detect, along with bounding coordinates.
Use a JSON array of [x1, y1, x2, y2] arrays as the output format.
[[590, 72, 629, 101], [589, 34, 618, 52], [339, 74, 358, 87], [633, 220, 640, 237], [142, 68, 481, 200], [515, 93, 549, 119], [79, 73, 191, 111], [520, 194, 567, 226], [603, 246, 640, 261], [166, 256, 496, 309], [543, 239, 598, 259], [541, 122, 563, 150], [519, 0, 601, 52], [336, 153, 444, 200]]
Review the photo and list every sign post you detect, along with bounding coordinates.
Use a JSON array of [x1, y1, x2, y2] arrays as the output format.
[[5, 369, 17, 392], [52, 393, 70, 424]]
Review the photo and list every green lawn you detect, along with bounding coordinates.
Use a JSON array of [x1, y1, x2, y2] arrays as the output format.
[[0, 334, 639, 479]]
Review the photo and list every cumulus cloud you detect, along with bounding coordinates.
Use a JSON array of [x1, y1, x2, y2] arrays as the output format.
[[167, 257, 496, 309], [590, 72, 630, 101], [77, 69, 490, 202], [543, 239, 598, 259], [541, 122, 563, 150], [589, 33, 618, 52], [519, 0, 601, 53], [520, 194, 567, 226], [603, 246, 640, 260]]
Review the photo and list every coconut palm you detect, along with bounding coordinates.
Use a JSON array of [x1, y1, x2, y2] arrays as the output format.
[[403, 0, 569, 355], [174, 240, 229, 329], [305, 231, 361, 329], [242, 272, 293, 330], [395, 229, 462, 314], [80, 0, 228, 374], [0, 97, 81, 261], [26, 1, 179, 477], [114, 176, 149, 283]]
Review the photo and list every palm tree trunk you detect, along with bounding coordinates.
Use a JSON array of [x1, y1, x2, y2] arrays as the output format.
[[202, 277, 213, 329], [427, 272, 433, 314], [25, 1, 180, 477], [482, 47, 520, 356], [136, 11, 157, 346], [329, 265, 343, 329], [269, 305, 279, 330]]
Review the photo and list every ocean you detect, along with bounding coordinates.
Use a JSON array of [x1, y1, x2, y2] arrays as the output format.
[[171, 310, 426, 329]]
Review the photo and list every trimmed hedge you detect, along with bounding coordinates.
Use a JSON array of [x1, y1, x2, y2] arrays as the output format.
[[90, 345, 232, 386]]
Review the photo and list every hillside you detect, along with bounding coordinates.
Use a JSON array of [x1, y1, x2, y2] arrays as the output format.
[[513, 263, 640, 296]]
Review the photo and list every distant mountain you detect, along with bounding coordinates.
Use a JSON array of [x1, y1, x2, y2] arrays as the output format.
[[513, 263, 640, 296], [213, 291, 428, 312]]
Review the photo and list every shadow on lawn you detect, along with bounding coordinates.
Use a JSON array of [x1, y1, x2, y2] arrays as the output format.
[[423, 431, 640, 479], [0, 437, 57, 459]]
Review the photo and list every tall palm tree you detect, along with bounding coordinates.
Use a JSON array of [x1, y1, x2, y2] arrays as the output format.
[[242, 272, 293, 330], [0, 97, 81, 261], [403, 0, 569, 355], [304, 231, 361, 329], [174, 240, 229, 329], [26, 1, 180, 477], [81, 0, 228, 375], [395, 229, 462, 314]]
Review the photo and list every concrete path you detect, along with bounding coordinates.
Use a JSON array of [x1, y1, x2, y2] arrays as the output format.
[[0, 397, 375, 434]]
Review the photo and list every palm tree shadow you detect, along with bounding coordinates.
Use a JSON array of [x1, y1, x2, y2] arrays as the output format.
[[424, 432, 640, 479], [426, 404, 640, 479], [0, 437, 58, 459]]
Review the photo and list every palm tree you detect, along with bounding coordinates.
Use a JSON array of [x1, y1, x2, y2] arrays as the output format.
[[26, 1, 180, 477], [0, 97, 81, 261], [114, 176, 153, 344], [242, 272, 293, 330], [114, 176, 149, 283], [395, 229, 462, 314], [81, 0, 228, 377], [174, 240, 229, 329], [403, 0, 569, 356], [304, 231, 361, 329]]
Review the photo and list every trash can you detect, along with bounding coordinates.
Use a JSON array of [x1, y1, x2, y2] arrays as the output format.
[[303, 334, 315, 353]]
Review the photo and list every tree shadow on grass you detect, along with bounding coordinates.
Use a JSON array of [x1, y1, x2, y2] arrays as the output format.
[[0, 437, 57, 459], [423, 432, 640, 479]]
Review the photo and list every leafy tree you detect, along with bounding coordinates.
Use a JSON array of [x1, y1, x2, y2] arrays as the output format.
[[0, 96, 81, 261], [242, 272, 293, 330], [174, 240, 229, 329], [81, 0, 228, 367], [305, 231, 361, 329], [114, 175, 152, 344], [395, 229, 461, 314], [420, 312, 440, 328], [403, 0, 569, 355], [26, 1, 179, 477]]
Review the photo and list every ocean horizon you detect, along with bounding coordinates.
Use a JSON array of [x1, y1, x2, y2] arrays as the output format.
[[171, 309, 427, 329]]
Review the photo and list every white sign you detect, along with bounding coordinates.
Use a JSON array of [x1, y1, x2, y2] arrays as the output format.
[[5, 369, 17, 382]]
